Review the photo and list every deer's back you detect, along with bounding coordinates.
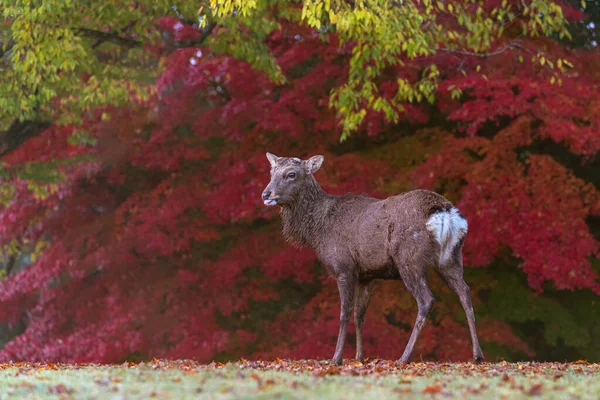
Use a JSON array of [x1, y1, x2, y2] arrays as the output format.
[[316, 189, 453, 279]]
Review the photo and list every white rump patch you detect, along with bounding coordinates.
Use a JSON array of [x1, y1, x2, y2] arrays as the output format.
[[426, 207, 468, 266]]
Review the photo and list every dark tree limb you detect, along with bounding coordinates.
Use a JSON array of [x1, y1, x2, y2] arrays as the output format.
[[166, 21, 217, 52], [0, 39, 15, 59], [78, 27, 142, 48], [3, 253, 16, 277], [0, 19, 217, 158], [78, 20, 217, 51], [89, 20, 139, 49], [432, 42, 517, 58], [0, 119, 51, 157]]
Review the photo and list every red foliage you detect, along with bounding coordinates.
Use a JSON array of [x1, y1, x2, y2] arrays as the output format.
[[0, 10, 597, 363], [415, 42, 600, 293]]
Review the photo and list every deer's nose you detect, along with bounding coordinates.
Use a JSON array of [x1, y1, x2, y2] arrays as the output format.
[[262, 191, 272, 200]]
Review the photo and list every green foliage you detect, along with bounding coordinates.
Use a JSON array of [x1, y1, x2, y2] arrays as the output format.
[[208, 0, 572, 139], [0, 0, 199, 129], [0, 153, 93, 201], [207, 0, 289, 84], [67, 129, 97, 147], [2, 0, 574, 139], [468, 259, 600, 361]]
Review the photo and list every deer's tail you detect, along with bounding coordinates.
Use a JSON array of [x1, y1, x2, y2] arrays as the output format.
[[426, 207, 468, 266]]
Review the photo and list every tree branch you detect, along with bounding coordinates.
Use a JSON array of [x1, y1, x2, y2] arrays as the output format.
[[78, 27, 141, 48], [167, 21, 217, 51], [0, 39, 15, 59], [0, 21, 217, 158], [90, 20, 138, 49], [77, 20, 217, 52], [0, 119, 51, 157], [433, 42, 518, 58]]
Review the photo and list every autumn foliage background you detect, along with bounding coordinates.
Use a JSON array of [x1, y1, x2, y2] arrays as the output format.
[[0, 0, 599, 364]]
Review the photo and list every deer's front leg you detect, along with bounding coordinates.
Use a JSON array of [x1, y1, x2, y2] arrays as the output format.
[[354, 281, 375, 362], [331, 273, 355, 365]]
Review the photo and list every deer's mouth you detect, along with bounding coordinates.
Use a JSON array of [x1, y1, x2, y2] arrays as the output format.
[[264, 199, 278, 206]]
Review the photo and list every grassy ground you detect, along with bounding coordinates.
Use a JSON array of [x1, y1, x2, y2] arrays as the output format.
[[0, 359, 599, 399]]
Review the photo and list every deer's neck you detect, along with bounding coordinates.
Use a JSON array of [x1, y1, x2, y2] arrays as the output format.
[[280, 180, 330, 248]]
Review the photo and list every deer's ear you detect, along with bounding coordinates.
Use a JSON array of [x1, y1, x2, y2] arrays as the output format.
[[266, 152, 281, 167], [306, 155, 324, 174]]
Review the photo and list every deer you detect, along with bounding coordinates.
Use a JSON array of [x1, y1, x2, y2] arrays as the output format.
[[261, 152, 484, 365]]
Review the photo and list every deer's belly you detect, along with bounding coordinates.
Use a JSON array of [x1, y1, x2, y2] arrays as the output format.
[[358, 264, 401, 283]]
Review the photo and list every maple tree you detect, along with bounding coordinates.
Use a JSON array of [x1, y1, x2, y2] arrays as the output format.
[[0, 0, 598, 363], [1, 0, 573, 133]]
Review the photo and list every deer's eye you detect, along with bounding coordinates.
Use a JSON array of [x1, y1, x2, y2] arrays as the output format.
[[287, 172, 296, 179]]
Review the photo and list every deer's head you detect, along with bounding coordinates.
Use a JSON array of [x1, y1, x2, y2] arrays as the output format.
[[261, 153, 324, 207]]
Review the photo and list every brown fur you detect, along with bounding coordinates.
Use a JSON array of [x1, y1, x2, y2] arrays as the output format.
[[262, 153, 484, 365]]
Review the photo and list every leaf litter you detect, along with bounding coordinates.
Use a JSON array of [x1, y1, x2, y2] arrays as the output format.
[[0, 359, 598, 399]]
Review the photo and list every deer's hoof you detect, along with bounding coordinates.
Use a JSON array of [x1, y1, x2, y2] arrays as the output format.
[[473, 353, 485, 364], [395, 358, 409, 366], [331, 357, 343, 366]]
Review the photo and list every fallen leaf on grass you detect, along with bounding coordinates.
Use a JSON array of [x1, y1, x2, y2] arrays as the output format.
[[48, 384, 73, 394], [573, 360, 588, 365], [422, 384, 442, 394], [150, 392, 172, 398], [526, 383, 543, 396], [313, 366, 342, 377], [13, 382, 36, 389], [289, 381, 308, 389], [121, 361, 136, 368], [466, 383, 488, 395]]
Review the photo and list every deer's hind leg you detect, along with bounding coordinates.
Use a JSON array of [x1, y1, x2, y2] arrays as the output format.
[[393, 244, 436, 364], [435, 247, 484, 362]]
